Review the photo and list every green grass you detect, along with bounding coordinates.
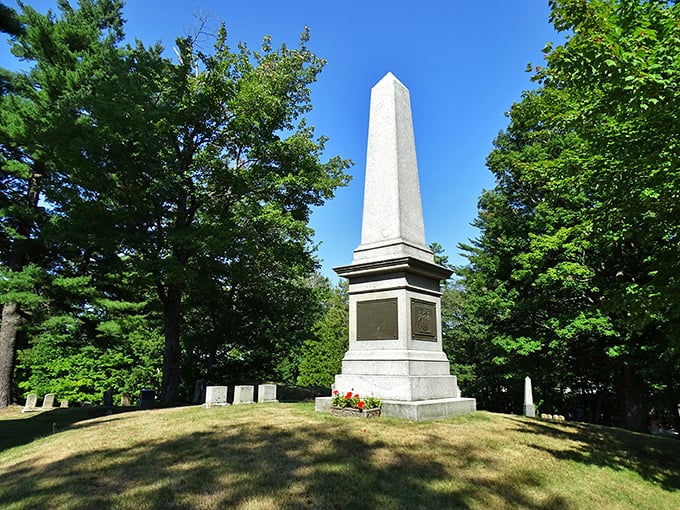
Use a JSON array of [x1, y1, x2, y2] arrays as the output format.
[[1, 404, 679, 509]]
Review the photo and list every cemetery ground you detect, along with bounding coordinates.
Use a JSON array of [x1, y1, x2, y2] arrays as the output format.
[[0, 404, 679, 510]]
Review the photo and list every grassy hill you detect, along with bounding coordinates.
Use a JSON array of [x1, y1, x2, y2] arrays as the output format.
[[1, 403, 679, 509]]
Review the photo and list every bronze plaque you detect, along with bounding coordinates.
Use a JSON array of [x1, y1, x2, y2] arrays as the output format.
[[356, 298, 398, 340], [411, 299, 437, 341]]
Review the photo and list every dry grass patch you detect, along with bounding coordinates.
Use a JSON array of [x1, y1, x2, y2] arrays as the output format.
[[1, 404, 679, 509]]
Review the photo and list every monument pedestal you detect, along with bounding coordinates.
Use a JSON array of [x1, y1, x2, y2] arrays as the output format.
[[336, 345, 459, 403]]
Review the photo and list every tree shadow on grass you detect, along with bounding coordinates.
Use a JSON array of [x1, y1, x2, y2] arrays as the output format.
[[508, 416, 680, 492], [0, 407, 149, 453], [0, 411, 571, 510]]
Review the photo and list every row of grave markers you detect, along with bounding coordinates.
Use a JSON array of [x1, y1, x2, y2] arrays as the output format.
[[203, 384, 278, 407], [22, 393, 68, 413], [20, 384, 278, 412]]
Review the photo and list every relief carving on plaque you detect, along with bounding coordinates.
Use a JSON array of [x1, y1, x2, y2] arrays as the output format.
[[411, 299, 437, 341]]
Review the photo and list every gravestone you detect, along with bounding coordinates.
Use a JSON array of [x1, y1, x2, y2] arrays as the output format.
[[22, 393, 38, 413], [315, 72, 475, 421], [257, 384, 278, 403], [524, 376, 535, 418], [103, 389, 114, 407], [204, 386, 229, 407], [233, 385, 254, 405], [138, 389, 155, 408], [60, 399, 69, 408], [120, 392, 132, 407], [192, 379, 207, 405], [42, 393, 55, 410]]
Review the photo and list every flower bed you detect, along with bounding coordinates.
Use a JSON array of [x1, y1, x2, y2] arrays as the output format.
[[330, 390, 381, 418], [330, 406, 381, 418]]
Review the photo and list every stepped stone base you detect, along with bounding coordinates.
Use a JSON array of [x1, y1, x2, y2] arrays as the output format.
[[316, 396, 476, 422], [334, 373, 459, 401]]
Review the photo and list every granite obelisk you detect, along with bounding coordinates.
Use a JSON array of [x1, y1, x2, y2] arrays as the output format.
[[317, 72, 475, 420]]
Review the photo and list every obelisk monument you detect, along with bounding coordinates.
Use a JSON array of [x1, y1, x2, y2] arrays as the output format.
[[524, 376, 535, 418], [317, 72, 475, 420]]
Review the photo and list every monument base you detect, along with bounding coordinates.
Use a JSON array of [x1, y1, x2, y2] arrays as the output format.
[[315, 396, 476, 422], [334, 373, 460, 401]]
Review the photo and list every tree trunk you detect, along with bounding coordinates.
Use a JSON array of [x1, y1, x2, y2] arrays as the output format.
[[0, 163, 44, 408], [0, 302, 24, 407], [619, 364, 648, 432], [160, 283, 183, 404]]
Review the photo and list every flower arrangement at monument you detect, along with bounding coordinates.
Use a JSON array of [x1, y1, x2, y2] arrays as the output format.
[[330, 390, 381, 418]]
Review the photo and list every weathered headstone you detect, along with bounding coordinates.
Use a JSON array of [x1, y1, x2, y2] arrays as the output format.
[[59, 399, 69, 408], [192, 379, 207, 405], [22, 393, 38, 413], [138, 389, 155, 408], [524, 376, 535, 418], [257, 384, 278, 403], [42, 393, 55, 410], [233, 385, 254, 405], [120, 392, 132, 407], [103, 389, 114, 407], [315, 72, 475, 421], [204, 386, 229, 408]]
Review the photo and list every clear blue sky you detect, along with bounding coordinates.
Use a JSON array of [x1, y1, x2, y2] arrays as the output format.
[[2, 1, 559, 281]]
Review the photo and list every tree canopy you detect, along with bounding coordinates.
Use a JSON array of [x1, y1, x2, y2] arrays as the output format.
[[455, 0, 680, 431], [0, 0, 350, 406]]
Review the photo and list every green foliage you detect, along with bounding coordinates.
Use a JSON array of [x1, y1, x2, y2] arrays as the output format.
[[1, 1, 351, 405], [297, 280, 348, 388], [457, 0, 680, 430], [14, 274, 163, 404]]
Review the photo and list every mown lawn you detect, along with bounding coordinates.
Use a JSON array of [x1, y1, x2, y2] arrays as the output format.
[[1, 404, 678, 509]]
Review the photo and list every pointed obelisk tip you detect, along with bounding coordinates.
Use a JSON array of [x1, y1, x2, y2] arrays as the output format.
[[375, 71, 406, 89]]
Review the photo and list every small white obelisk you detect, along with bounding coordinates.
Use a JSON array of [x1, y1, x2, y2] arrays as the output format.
[[524, 376, 535, 418]]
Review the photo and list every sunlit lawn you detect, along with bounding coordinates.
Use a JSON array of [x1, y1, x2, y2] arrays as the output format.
[[1, 403, 679, 509]]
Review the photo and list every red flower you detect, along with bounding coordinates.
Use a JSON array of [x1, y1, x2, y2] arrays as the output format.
[[357, 401, 365, 409], [333, 390, 339, 395], [345, 392, 353, 398], [354, 394, 360, 399]]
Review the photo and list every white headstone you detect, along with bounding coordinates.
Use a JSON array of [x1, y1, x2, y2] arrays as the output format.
[[257, 384, 278, 403], [204, 386, 229, 407], [233, 385, 254, 405], [42, 393, 55, 410], [22, 393, 38, 413], [524, 376, 535, 418]]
